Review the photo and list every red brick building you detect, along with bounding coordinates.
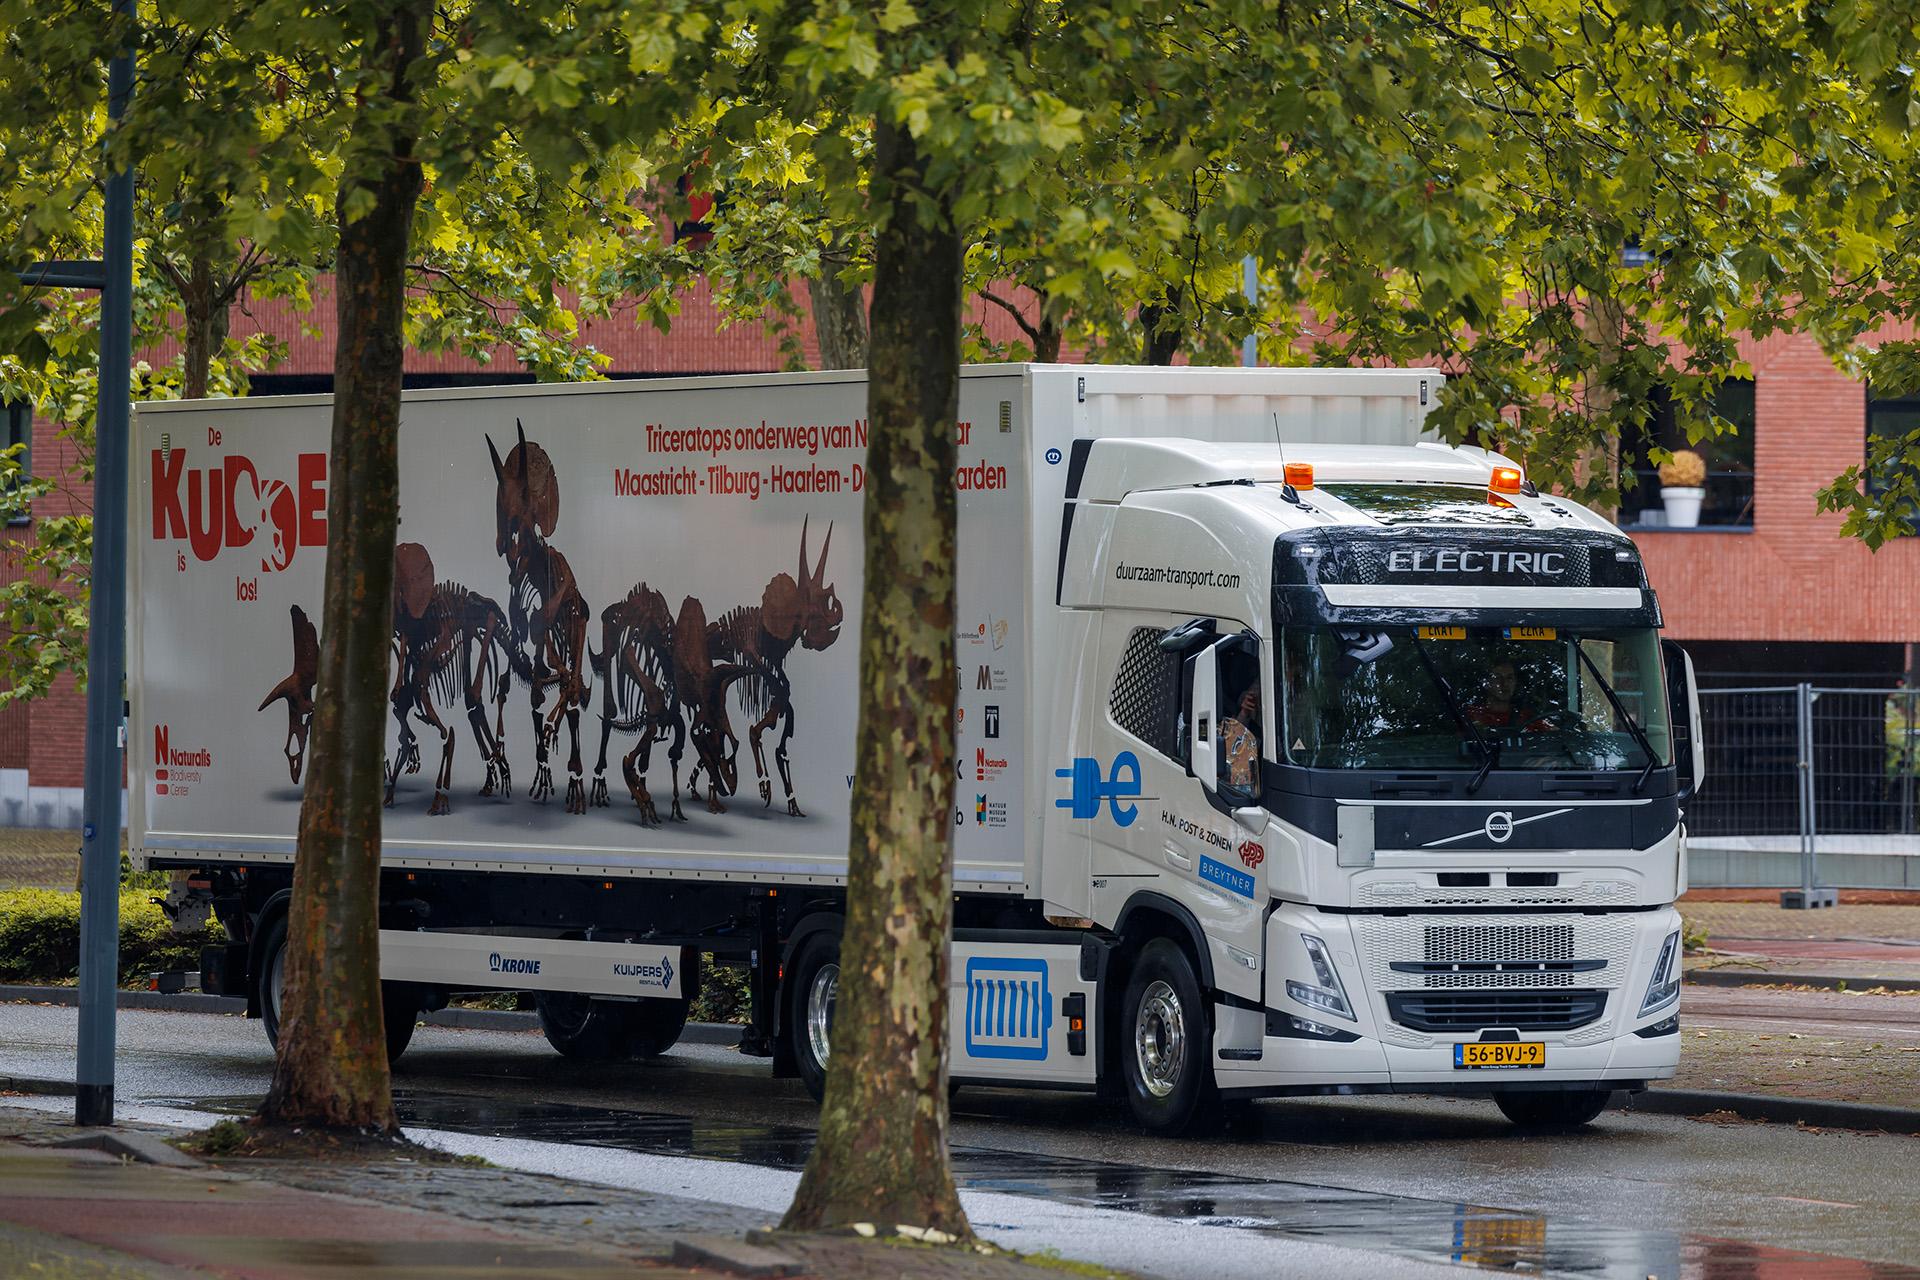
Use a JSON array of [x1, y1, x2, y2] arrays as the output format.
[[4, 288, 1916, 825]]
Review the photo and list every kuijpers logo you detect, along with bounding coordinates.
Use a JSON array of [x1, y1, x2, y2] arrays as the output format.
[[150, 442, 327, 572], [613, 955, 675, 990]]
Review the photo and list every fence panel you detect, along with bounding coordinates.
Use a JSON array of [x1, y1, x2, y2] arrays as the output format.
[[1691, 685, 1920, 890], [1693, 688, 1801, 839]]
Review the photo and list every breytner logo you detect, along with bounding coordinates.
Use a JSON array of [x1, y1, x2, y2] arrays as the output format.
[[488, 952, 542, 975], [150, 442, 327, 572], [614, 955, 675, 990]]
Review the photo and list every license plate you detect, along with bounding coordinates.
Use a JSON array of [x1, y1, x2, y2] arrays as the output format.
[[1454, 1042, 1545, 1069]]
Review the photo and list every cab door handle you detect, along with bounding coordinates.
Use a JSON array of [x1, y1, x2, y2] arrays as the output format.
[[1163, 842, 1192, 871]]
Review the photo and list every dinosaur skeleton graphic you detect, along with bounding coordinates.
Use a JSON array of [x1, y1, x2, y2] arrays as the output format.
[[589, 586, 750, 824], [384, 541, 528, 815], [257, 605, 318, 783], [489, 421, 592, 814], [708, 517, 844, 816]]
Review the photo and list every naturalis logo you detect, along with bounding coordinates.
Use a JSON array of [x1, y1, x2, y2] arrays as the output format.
[[151, 724, 211, 797], [150, 435, 327, 590]]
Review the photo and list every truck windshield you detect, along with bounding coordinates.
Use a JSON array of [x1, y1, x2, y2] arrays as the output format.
[[1281, 626, 1671, 772]]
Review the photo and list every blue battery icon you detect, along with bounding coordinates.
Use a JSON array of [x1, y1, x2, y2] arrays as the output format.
[[965, 957, 1052, 1061]]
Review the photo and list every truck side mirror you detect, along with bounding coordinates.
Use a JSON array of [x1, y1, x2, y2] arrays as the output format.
[[1662, 640, 1705, 801], [1188, 645, 1218, 793]]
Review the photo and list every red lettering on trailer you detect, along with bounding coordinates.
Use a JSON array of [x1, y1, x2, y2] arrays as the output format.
[[150, 447, 328, 571]]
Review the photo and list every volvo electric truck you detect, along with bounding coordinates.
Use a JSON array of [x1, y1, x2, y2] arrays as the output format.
[[131, 365, 1701, 1134]]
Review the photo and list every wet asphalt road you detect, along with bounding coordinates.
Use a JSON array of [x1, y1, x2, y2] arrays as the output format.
[[2, 1002, 1916, 1280]]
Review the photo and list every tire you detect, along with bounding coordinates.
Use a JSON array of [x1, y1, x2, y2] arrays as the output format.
[[1495, 1089, 1613, 1129], [786, 933, 840, 1102], [381, 983, 421, 1064], [535, 991, 690, 1060], [256, 913, 290, 1050], [255, 913, 414, 1064], [1119, 938, 1220, 1135]]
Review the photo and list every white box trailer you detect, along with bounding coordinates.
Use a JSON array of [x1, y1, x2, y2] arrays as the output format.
[[133, 365, 1700, 1132]]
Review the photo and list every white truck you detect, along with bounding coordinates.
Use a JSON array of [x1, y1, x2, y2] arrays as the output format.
[[132, 364, 1702, 1134]]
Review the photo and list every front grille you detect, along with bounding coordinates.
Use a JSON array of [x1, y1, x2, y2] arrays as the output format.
[[1352, 914, 1637, 993], [1386, 989, 1607, 1032], [1427, 923, 1573, 964]]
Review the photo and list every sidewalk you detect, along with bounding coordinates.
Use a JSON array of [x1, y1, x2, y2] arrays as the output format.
[[1680, 895, 1920, 990], [0, 1104, 1138, 1280]]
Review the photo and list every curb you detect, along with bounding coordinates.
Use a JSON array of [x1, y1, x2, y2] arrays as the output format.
[[1, 1075, 76, 1096], [0, 984, 746, 1044], [0, 984, 246, 1014], [1684, 969, 1920, 993], [1630, 1088, 1920, 1135]]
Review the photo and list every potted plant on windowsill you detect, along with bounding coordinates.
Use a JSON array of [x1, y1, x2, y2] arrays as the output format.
[[1657, 449, 1707, 527]]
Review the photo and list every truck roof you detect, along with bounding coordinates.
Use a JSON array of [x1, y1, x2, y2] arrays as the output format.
[[1079, 438, 1623, 540]]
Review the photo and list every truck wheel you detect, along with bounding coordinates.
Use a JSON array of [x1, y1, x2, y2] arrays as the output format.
[[535, 992, 690, 1060], [787, 934, 839, 1102], [622, 998, 690, 1058], [257, 914, 290, 1049], [381, 983, 421, 1064], [1120, 938, 1220, 1135], [1495, 1090, 1612, 1129], [256, 915, 415, 1064]]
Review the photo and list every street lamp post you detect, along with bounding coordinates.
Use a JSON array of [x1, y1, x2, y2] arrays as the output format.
[[27, 0, 137, 1129]]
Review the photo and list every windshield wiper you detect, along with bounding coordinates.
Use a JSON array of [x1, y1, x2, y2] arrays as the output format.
[[1575, 643, 1661, 793], [1409, 634, 1500, 794]]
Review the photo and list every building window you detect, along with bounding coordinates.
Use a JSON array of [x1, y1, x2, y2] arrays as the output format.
[[4, 401, 27, 526], [1865, 391, 1920, 536], [1617, 380, 1755, 529]]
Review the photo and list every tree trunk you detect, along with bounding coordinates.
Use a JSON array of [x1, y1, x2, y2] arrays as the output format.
[[1140, 290, 1183, 364], [180, 253, 229, 400], [780, 116, 969, 1238], [808, 250, 868, 369], [258, 0, 428, 1135], [1033, 312, 1062, 363]]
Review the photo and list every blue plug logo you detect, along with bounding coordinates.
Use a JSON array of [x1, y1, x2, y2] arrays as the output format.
[[1055, 751, 1142, 827]]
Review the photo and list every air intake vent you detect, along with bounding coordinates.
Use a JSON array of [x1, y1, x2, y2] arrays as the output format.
[[1386, 989, 1606, 1032]]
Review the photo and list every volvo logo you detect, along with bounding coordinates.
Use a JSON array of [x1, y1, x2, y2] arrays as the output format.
[[1422, 806, 1577, 849]]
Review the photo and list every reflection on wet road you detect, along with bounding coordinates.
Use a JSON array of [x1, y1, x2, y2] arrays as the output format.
[[192, 1090, 1920, 1280]]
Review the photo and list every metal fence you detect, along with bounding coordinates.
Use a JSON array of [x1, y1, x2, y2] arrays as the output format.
[[1690, 686, 1920, 890]]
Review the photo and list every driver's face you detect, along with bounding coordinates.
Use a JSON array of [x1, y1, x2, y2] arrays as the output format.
[[1490, 665, 1518, 698]]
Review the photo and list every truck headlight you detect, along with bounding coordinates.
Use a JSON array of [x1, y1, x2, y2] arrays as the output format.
[[1286, 934, 1356, 1022], [1639, 930, 1681, 1017]]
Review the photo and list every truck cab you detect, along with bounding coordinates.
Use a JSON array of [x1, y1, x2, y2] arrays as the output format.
[[1054, 438, 1701, 1131]]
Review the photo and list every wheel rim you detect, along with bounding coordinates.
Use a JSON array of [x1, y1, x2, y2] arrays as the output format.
[[542, 991, 594, 1036], [806, 963, 839, 1068], [267, 940, 286, 1028], [1134, 978, 1186, 1099]]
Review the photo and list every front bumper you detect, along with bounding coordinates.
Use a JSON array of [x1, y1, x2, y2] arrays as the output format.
[[1212, 903, 1683, 1095]]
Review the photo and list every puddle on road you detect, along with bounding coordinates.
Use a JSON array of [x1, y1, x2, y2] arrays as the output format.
[[187, 1092, 1919, 1280]]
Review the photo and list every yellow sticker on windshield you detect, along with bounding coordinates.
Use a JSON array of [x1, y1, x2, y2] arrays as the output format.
[[1418, 625, 1467, 641], [1504, 626, 1558, 641]]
